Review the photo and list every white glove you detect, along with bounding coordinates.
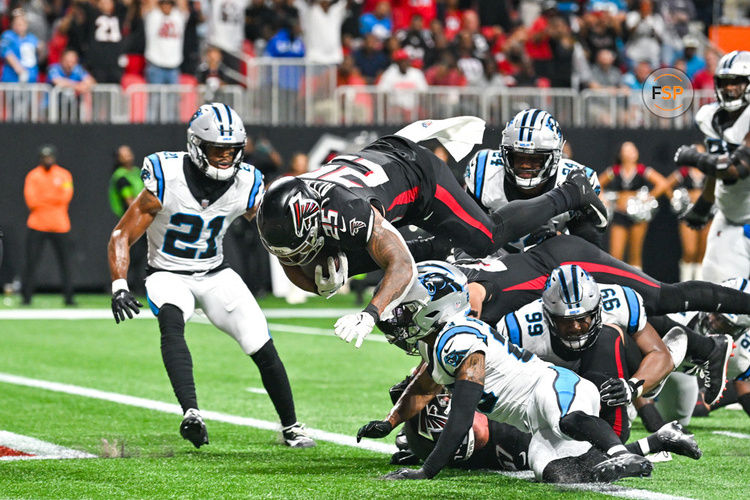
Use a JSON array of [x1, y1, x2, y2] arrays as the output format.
[[18, 69, 29, 83], [334, 311, 376, 348], [315, 253, 348, 298]]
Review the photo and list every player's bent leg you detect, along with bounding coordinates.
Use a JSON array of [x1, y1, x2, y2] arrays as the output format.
[[701, 213, 749, 283], [197, 270, 314, 448]]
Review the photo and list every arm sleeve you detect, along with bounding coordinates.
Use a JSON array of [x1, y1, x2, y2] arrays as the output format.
[[566, 216, 604, 248], [421, 379, 484, 478]]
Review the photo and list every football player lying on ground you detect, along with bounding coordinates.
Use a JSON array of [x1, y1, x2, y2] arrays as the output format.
[[453, 234, 740, 407], [357, 261, 661, 483], [638, 278, 750, 428], [108, 103, 314, 449], [256, 116, 608, 348], [379, 371, 701, 473], [495, 264, 682, 442]]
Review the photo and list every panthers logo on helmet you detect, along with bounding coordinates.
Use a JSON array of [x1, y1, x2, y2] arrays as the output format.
[[288, 192, 320, 238]]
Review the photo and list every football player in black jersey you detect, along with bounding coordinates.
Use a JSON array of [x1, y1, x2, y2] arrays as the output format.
[[257, 131, 607, 348]]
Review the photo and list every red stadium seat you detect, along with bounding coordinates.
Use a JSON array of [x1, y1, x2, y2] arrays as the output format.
[[179, 74, 199, 122], [121, 73, 147, 123]]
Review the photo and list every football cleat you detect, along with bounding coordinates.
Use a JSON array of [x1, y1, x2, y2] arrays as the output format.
[[282, 422, 316, 448], [591, 453, 653, 483], [564, 169, 609, 229], [655, 421, 702, 460], [702, 334, 733, 406], [180, 408, 209, 448]]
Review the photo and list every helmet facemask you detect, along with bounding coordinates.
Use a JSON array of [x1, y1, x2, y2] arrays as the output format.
[[501, 146, 560, 190], [188, 135, 245, 181], [544, 302, 603, 351], [714, 74, 750, 112], [697, 311, 749, 340], [378, 301, 428, 355]]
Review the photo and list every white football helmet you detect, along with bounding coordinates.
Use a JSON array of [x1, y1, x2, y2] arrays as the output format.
[[697, 278, 750, 340], [542, 264, 602, 351], [715, 51, 750, 112], [377, 261, 469, 354], [187, 103, 247, 181], [500, 109, 565, 190]]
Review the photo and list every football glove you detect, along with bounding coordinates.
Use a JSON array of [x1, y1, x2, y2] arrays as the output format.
[[674, 145, 719, 174], [680, 197, 714, 230], [381, 467, 430, 480], [111, 289, 143, 324], [334, 309, 377, 348], [729, 145, 750, 179], [356, 420, 393, 442], [314, 253, 348, 298], [600, 377, 644, 407]]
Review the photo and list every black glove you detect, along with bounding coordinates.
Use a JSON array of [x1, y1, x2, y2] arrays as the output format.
[[680, 197, 714, 230], [381, 467, 430, 480], [600, 377, 644, 407], [111, 289, 143, 324], [674, 145, 719, 174], [356, 420, 392, 442], [730, 145, 750, 179]]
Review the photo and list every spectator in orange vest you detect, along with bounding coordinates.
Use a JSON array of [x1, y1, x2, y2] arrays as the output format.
[[22, 144, 75, 305]]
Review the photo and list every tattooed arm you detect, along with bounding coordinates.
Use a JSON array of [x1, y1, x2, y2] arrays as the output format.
[[365, 208, 417, 320], [419, 351, 486, 478], [385, 363, 444, 428]]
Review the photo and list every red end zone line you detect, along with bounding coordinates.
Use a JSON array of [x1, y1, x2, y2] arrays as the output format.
[[0, 445, 33, 457], [0, 430, 96, 461]]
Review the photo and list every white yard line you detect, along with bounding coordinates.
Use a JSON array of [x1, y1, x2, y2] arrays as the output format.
[[0, 430, 96, 461], [712, 431, 750, 439], [244, 387, 268, 395], [0, 372, 692, 499], [0, 308, 358, 320]]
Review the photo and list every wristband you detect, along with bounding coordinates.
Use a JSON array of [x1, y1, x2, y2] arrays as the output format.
[[112, 279, 129, 294], [628, 377, 644, 399], [363, 303, 380, 323]]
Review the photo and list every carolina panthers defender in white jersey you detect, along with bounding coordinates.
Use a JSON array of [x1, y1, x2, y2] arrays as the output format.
[[464, 109, 603, 255], [107, 103, 314, 449], [358, 262, 654, 483], [675, 51, 750, 282], [495, 265, 678, 441]]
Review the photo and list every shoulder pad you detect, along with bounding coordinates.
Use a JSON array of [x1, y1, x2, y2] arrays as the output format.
[[695, 103, 721, 139]]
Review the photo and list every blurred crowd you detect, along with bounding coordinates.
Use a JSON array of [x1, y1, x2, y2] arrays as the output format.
[[0, 0, 734, 94]]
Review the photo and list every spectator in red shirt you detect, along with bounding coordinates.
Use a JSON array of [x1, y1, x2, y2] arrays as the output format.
[[392, 0, 436, 32], [424, 52, 466, 86], [525, 0, 558, 81], [441, 0, 464, 42]]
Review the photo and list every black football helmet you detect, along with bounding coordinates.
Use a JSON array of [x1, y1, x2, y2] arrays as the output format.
[[257, 177, 324, 266]]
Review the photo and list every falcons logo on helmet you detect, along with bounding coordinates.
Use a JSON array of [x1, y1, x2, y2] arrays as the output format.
[[289, 192, 321, 238], [417, 395, 451, 440]]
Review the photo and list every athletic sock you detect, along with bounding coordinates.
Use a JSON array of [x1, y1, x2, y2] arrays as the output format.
[[158, 304, 198, 413], [251, 340, 297, 428], [559, 411, 625, 456], [637, 402, 667, 433]]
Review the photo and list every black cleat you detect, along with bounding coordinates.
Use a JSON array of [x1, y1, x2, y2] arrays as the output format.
[[591, 453, 653, 483], [655, 421, 702, 460], [703, 334, 733, 406], [281, 422, 316, 448], [180, 408, 209, 448]]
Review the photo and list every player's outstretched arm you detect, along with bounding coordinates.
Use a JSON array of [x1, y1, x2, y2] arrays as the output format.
[[108, 190, 160, 323], [357, 363, 441, 443], [384, 352, 485, 480], [335, 209, 417, 348]]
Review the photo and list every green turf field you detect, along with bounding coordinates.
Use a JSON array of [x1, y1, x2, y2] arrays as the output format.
[[0, 294, 747, 499]]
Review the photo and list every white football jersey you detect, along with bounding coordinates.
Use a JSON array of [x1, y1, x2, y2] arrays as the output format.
[[668, 311, 750, 381], [496, 284, 647, 369], [464, 150, 600, 252], [695, 102, 750, 223], [141, 151, 264, 273], [418, 315, 552, 433]]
